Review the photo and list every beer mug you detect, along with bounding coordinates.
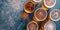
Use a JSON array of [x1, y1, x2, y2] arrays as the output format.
[[31, 0, 42, 5], [50, 9, 60, 21], [44, 21, 56, 30], [27, 21, 38, 30], [24, 2, 34, 13], [42, 0, 56, 10], [33, 8, 47, 21], [40, 15, 51, 30]]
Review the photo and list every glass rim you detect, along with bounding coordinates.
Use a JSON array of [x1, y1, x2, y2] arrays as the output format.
[[50, 9, 60, 21], [34, 8, 48, 21], [24, 2, 35, 13], [44, 0, 56, 8], [27, 21, 38, 30], [44, 21, 56, 30]]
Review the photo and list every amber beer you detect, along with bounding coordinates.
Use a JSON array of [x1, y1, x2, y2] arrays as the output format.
[[22, 12, 29, 19], [40, 15, 56, 30], [41, 0, 56, 10], [40, 15, 51, 30], [40, 21, 56, 30], [33, 8, 47, 21], [24, 2, 34, 13], [27, 21, 38, 30], [50, 9, 60, 21]]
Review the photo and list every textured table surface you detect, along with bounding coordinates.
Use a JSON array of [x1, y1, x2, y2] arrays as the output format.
[[0, 0, 60, 30]]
